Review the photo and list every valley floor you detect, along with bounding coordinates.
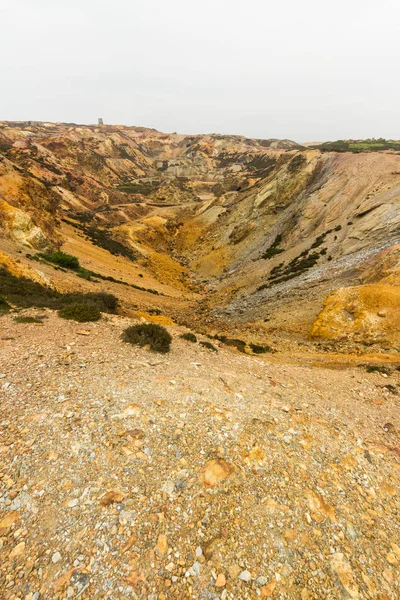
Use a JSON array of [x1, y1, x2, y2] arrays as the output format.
[[0, 312, 399, 600]]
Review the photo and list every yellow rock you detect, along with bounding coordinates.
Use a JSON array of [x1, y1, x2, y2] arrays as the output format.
[[200, 459, 234, 488], [0, 511, 20, 529], [155, 533, 168, 556], [9, 541, 25, 559], [311, 284, 400, 345]]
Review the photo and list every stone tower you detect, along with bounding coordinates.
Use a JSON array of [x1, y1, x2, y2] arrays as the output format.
[[98, 118, 104, 126]]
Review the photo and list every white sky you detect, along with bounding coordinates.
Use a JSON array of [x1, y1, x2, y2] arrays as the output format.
[[1, 0, 399, 142]]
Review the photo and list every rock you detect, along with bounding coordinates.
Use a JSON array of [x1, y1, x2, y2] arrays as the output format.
[[161, 480, 175, 496], [100, 489, 126, 507], [155, 534, 168, 556], [228, 564, 241, 579], [9, 541, 25, 559], [215, 573, 226, 587], [0, 510, 20, 529], [239, 570, 251, 582], [330, 552, 359, 598], [200, 459, 234, 488], [52, 551, 62, 563], [260, 580, 277, 598]]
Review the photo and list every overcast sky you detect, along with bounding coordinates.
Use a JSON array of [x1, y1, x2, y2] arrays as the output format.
[[1, 0, 399, 142]]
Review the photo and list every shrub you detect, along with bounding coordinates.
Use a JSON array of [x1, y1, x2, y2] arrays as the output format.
[[199, 341, 217, 352], [180, 332, 197, 343], [250, 343, 273, 354], [121, 323, 172, 353], [366, 364, 392, 375], [0, 268, 118, 313], [14, 315, 43, 324], [0, 296, 11, 314], [39, 251, 80, 270], [58, 302, 102, 322]]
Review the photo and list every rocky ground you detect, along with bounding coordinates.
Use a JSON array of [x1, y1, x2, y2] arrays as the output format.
[[0, 311, 399, 600]]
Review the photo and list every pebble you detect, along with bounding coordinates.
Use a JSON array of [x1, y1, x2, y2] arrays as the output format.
[[52, 551, 62, 563], [239, 570, 251, 582]]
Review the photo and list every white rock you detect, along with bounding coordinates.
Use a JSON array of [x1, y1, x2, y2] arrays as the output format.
[[52, 551, 61, 563], [239, 570, 251, 582]]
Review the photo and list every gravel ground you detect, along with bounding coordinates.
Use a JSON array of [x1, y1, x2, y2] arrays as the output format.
[[0, 311, 399, 600]]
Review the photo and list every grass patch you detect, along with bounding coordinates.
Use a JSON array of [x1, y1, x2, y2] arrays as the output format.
[[58, 303, 102, 322], [121, 323, 172, 353], [180, 332, 197, 343]]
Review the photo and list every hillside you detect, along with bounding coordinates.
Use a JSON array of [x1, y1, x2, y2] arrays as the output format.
[[0, 121, 399, 353]]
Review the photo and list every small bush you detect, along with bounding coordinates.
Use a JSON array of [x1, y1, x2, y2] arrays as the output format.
[[250, 343, 273, 354], [121, 323, 172, 353], [39, 251, 80, 270], [180, 332, 197, 343], [199, 341, 217, 352], [58, 302, 102, 322], [0, 296, 11, 314], [14, 316, 43, 324]]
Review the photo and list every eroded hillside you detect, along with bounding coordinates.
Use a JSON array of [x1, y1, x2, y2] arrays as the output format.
[[0, 121, 399, 353]]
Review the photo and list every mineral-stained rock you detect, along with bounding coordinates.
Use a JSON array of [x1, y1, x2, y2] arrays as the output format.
[[200, 459, 234, 488], [330, 552, 359, 599]]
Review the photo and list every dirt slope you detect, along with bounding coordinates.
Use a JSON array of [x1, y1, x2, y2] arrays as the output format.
[[0, 311, 399, 599]]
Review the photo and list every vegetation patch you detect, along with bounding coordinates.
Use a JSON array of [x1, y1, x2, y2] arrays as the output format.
[[0, 296, 11, 314], [62, 218, 137, 262], [180, 332, 197, 343], [121, 323, 172, 353], [199, 341, 218, 352], [116, 181, 159, 195], [287, 154, 306, 172], [38, 251, 80, 270], [315, 138, 400, 153], [262, 234, 284, 260], [58, 302, 102, 322], [0, 268, 118, 313], [249, 343, 274, 354], [14, 315, 44, 324], [209, 334, 246, 353], [365, 364, 392, 375]]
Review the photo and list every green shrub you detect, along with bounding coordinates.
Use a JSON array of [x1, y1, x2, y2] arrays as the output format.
[[0, 296, 11, 314], [199, 341, 217, 352], [180, 332, 197, 342], [121, 323, 172, 353], [14, 315, 43, 324], [58, 303, 102, 322], [39, 251, 80, 270]]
